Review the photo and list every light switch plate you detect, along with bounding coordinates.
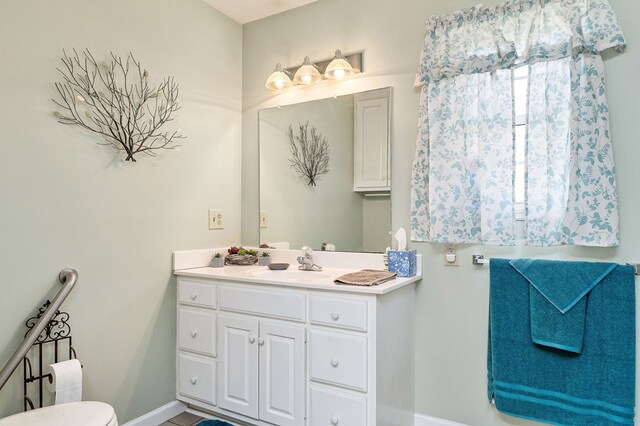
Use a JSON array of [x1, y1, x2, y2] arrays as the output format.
[[208, 209, 224, 230], [259, 210, 268, 228]]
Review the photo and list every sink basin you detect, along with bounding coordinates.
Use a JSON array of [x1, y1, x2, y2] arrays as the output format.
[[248, 268, 332, 282], [218, 265, 354, 285], [220, 265, 342, 284]]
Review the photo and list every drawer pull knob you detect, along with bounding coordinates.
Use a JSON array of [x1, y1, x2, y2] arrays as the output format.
[[331, 416, 339, 425], [331, 358, 339, 367], [258, 338, 265, 346], [249, 336, 256, 344], [190, 330, 198, 338], [190, 293, 198, 300], [190, 377, 197, 385], [331, 312, 340, 320]]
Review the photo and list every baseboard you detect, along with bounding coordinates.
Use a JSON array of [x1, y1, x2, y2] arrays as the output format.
[[123, 404, 463, 426], [415, 413, 468, 426], [121, 400, 187, 426]]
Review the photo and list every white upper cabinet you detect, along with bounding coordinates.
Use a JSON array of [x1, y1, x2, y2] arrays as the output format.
[[353, 88, 391, 192]]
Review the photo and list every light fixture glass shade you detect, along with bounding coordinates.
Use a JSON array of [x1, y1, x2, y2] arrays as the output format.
[[325, 50, 354, 80], [293, 56, 321, 85], [265, 63, 292, 90]]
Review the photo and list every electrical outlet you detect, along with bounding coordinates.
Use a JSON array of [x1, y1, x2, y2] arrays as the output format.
[[444, 244, 459, 267], [260, 210, 268, 228], [208, 209, 224, 230]]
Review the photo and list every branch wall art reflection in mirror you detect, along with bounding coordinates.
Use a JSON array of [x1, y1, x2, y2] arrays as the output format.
[[287, 122, 330, 186]]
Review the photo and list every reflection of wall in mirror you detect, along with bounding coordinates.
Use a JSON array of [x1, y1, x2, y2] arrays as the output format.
[[260, 96, 363, 251], [363, 195, 391, 252]]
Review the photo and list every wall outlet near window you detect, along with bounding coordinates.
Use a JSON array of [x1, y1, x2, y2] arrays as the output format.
[[444, 244, 459, 267], [260, 210, 268, 228], [208, 209, 224, 230]]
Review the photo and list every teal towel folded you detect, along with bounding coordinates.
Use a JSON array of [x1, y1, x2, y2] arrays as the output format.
[[510, 258, 617, 353], [528, 285, 587, 353], [488, 258, 636, 425]]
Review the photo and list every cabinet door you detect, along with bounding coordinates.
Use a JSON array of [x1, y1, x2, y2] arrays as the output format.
[[259, 322, 306, 426], [217, 315, 259, 419], [354, 89, 390, 192]]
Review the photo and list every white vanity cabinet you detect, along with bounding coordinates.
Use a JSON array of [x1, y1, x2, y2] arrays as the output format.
[[175, 272, 416, 426]]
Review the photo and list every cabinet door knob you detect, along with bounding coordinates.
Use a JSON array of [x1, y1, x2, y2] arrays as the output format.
[[331, 311, 340, 320], [190, 292, 198, 300], [249, 335, 256, 344], [331, 358, 339, 367], [190, 330, 198, 338], [258, 338, 265, 346], [331, 416, 339, 425], [190, 377, 197, 385]]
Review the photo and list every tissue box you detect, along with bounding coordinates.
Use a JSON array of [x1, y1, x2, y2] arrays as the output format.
[[387, 250, 417, 277]]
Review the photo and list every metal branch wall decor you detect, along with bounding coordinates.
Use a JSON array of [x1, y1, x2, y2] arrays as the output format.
[[52, 49, 184, 162], [287, 122, 330, 186]]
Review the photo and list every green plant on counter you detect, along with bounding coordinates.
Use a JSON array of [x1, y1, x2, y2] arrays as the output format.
[[213, 253, 222, 259], [261, 252, 270, 257], [227, 246, 258, 256]]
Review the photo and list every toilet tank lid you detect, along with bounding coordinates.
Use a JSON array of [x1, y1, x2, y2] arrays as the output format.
[[0, 401, 116, 426]]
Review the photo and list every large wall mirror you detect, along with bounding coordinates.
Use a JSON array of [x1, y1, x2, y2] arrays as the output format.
[[258, 87, 392, 253]]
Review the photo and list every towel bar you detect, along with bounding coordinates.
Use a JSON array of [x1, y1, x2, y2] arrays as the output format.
[[472, 256, 640, 276], [472, 255, 490, 265]]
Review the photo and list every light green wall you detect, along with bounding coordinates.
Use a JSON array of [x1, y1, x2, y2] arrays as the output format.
[[0, 0, 242, 422], [242, 0, 640, 424]]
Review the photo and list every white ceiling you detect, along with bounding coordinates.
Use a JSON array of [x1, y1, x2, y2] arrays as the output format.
[[201, 0, 320, 24]]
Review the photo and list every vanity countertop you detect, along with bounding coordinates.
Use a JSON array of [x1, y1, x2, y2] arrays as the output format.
[[173, 247, 422, 295], [174, 264, 421, 295]]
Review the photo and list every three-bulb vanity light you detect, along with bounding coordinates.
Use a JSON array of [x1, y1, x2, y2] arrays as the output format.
[[265, 50, 362, 91]]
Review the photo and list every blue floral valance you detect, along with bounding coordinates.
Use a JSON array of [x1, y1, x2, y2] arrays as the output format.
[[416, 0, 626, 86]]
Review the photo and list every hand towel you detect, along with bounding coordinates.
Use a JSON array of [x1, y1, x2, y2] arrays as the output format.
[[334, 269, 397, 286], [488, 258, 635, 425], [510, 258, 617, 353]]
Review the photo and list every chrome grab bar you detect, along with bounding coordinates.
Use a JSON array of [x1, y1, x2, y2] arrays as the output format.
[[0, 268, 78, 391]]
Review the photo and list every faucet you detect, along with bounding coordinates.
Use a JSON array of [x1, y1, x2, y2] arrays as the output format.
[[297, 246, 323, 271]]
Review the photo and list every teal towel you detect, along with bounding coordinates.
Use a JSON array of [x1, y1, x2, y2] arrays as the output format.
[[488, 258, 636, 425], [510, 258, 617, 353]]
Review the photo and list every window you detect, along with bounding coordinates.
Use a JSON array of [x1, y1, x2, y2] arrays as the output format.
[[513, 66, 528, 220]]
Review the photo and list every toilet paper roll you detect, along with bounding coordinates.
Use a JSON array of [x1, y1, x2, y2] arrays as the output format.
[[45, 359, 83, 404]]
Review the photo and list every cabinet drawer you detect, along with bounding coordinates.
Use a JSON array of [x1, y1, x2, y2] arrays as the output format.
[[179, 307, 215, 356], [179, 280, 217, 308], [219, 286, 306, 322], [310, 295, 368, 331], [178, 352, 216, 405], [309, 385, 367, 426], [309, 329, 367, 392]]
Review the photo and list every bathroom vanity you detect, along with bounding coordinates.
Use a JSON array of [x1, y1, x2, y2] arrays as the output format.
[[173, 249, 421, 426]]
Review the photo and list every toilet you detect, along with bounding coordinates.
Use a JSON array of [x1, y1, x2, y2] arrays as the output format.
[[0, 401, 117, 426]]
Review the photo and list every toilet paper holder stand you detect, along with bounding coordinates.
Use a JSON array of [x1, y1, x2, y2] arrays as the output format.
[[22, 300, 81, 411]]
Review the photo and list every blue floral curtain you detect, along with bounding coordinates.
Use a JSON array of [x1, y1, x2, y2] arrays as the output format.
[[411, 0, 626, 246]]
